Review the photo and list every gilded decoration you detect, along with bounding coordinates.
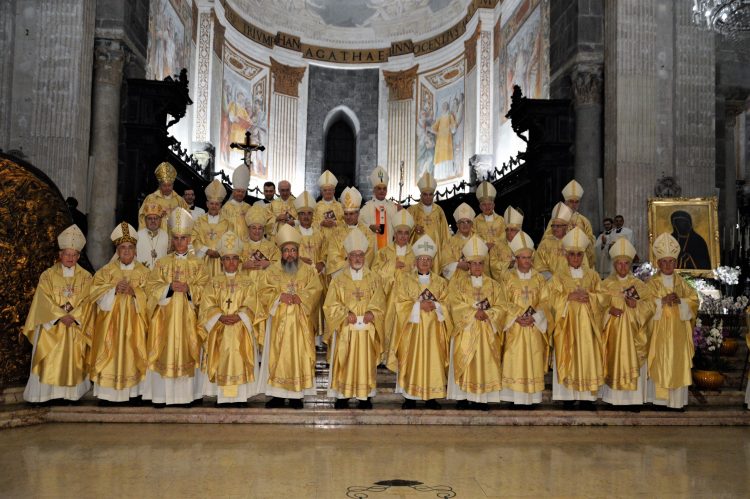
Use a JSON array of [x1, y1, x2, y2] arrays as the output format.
[[0, 154, 75, 387], [269, 58, 306, 98], [464, 25, 481, 71], [383, 65, 419, 101]]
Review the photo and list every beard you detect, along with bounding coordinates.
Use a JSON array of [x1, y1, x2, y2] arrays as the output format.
[[282, 259, 298, 274]]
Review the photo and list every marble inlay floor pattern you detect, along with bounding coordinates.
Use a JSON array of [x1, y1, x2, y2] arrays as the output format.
[[1, 424, 749, 498]]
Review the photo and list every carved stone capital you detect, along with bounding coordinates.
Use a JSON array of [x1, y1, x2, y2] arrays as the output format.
[[464, 25, 481, 71], [270, 58, 306, 97], [383, 65, 418, 101], [725, 100, 745, 127], [572, 65, 603, 106], [94, 38, 126, 86]]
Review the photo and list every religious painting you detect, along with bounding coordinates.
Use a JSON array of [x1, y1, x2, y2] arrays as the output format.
[[647, 197, 720, 275], [497, 0, 547, 121], [147, 0, 190, 80], [220, 44, 269, 179], [416, 59, 466, 183]]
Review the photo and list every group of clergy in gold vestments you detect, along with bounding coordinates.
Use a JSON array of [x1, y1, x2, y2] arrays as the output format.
[[23, 161, 725, 412]]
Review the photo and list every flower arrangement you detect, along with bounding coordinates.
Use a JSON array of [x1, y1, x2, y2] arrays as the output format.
[[692, 318, 725, 371], [699, 295, 749, 315], [713, 266, 741, 286]]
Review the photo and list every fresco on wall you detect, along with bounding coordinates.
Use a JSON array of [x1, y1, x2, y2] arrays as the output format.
[[417, 59, 466, 182], [220, 45, 269, 179], [497, 0, 547, 121], [147, 0, 189, 80]]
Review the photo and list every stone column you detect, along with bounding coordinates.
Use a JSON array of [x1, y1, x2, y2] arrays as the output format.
[[269, 58, 306, 187], [725, 101, 745, 232], [88, 38, 125, 268], [383, 65, 418, 201], [193, 10, 213, 144], [572, 64, 603, 225]]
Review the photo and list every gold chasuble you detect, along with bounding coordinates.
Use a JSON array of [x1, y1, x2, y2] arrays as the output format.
[[645, 272, 698, 399], [86, 260, 150, 393], [600, 274, 653, 391], [534, 235, 590, 277], [221, 200, 252, 237], [145, 254, 209, 379], [22, 263, 92, 393], [447, 274, 506, 398], [192, 214, 233, 277], [388, 272, 452, 400], [408, 203, 450, 272], [240, 238, 280, 280], [267, 197, 298, 236], [325, 223, 377, 276], [256, 262, 323, 395], [548, 268, 605, 396], [474, 214, 506, 248], [489, 242, 514, 280], [324, 268, 386, 400], [440, 233, 472, 281], [498, 269, 551, 397], [313, 199, 344, 233], [138, 190, 188, 232], [543, 212, 596, 267], [199, 272, 258, 400]]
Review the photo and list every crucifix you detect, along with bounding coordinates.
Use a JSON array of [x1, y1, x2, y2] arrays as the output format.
[[225, 297, 233, 308], [230, 131, 265, 171]]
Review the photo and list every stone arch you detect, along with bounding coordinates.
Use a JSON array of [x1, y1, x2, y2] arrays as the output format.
[[322, 105, 360, 193]]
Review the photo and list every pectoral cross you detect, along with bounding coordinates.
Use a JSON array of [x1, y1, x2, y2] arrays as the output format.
[[225, 297, 233, 308], [304, 240, 314, 258], [286, 281, 297, 294], [353, 287, 366, 301], [62, 283, 74, 298]]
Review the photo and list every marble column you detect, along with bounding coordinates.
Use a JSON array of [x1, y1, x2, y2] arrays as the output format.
[[88, 38, 125, 268], [572, 64, 603, 225], [193, 10, 213, 144], [269, 58, 306, 188], [383, 65, 418, 201], [724, 101, 744, 233]]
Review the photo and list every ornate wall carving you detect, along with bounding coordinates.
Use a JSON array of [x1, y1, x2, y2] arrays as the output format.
[[93, 39, 125, 86], [478, 30, 492, 153], [0, 155, 75, 388], [194, 12, 213, 142], [572, 65, 604, 106], [270, 58, 306, 98], [464, 25, 481, 71], [383, 65, 419, 101]]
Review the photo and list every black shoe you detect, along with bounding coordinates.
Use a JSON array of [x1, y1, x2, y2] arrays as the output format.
[[334, 398, 349, 409], [578, 401, 596, 411], [152, 403, 166, 410], [455, 399, 469, 410], [401, 399, 417, 410], [357, 398, 373, 410], [562, 401, 576, 411], [97, 399, 113, 407], [472, 402, 489, 411], [626, 404, 641, 413], [190, 399, 203, 408], [264, 397, 285, 409], [425, 399, 441, 410], [289, 398, 304, 410]]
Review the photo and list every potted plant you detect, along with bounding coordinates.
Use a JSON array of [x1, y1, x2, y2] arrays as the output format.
[[691, 318, 726, 390]]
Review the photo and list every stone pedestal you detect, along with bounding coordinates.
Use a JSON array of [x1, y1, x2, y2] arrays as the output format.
[[88, 38, 125, 268], [572, 64, 603, 226]]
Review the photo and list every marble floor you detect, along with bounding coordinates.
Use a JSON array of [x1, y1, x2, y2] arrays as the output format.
[[1, 424, 749, 498]]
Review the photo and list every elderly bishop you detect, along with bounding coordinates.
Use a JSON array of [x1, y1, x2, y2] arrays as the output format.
[[313, 170, 344, 234], [192, 179, 233, 277], [221, 165, 253, 237], [137, 162, 189, 232], [326, 187, 377, 278], [136, 202, 169, 269], [360, 165, 400, 250]]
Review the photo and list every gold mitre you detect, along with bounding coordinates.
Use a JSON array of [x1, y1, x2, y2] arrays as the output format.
[[609, 238, 637, 262], [58, 225, 86, 252], [205, 179, 228, 202], [417, 172, 437, 193], [232, 165, 250, 190], [393, 209, 415, 231], [504, 206, 524, 228], [562, 226, 590, 252], [317, 170, 338, 188], [652, 232, 680, 261], [562, 180, 584, 201], [340, 187, 362, 212], [453, 202, 476, 223], [142, 202, 162, 217], [276, 224, 302, 247], [551, 202, 573, 223], [413, 235, 437, 258], [293, 191, 316, 213], [476, 181, 496, 202], [155, 162, 177, 184], [168, 207, 194, 236], [343, 229, 369, 254], [218, 231, 243, 257], [462, 235, 488, 262], [369, 166, 389, 188], [244, 205, 267, 226], [110, 222, 138, 246], [509, 231, 535, 256]]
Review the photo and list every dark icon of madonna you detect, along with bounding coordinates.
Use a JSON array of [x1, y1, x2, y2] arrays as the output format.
[[670, 210, 710, 269]]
